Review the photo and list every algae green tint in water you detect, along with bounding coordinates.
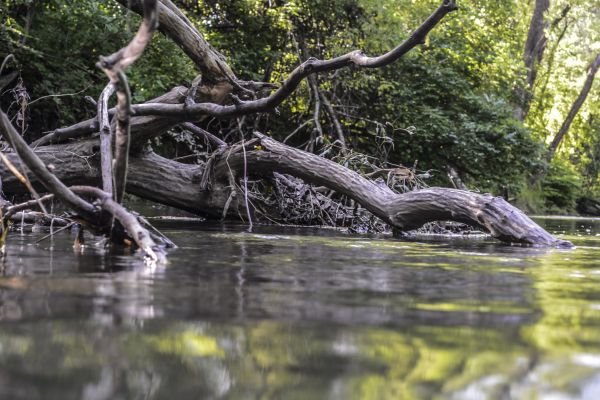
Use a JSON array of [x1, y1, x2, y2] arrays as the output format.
[[0, 217, 599, 399]]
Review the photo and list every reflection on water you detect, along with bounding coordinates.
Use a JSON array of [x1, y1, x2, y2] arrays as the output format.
[[0, 216, 599, 399]]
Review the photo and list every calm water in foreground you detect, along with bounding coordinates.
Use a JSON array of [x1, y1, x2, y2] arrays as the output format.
[[0, 215, 599, 399]]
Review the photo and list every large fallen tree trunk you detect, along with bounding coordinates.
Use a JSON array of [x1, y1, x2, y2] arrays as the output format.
[[0, 0, 573, 254], [0, 133, 573, 248]]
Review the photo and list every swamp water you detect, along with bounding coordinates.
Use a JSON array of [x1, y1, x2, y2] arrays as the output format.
[[0, 216, 599, 399]]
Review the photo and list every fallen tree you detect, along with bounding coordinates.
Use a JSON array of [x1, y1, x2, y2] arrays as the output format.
[[0, 0, 573, 258]]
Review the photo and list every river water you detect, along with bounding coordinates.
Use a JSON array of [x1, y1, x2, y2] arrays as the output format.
[[0, 215, 599, 399]]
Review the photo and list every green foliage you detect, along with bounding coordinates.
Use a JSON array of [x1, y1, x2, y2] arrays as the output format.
[[541, 159, 582, 212]]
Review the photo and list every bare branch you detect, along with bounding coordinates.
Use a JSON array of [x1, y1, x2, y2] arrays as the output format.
[[0, 151, 48, 214], [3, 194, 54, 220], [31, 86, 188, 147], [111, 71, 133, 203], [98, 0, 159, 203], [180, 122, 226, 148], [98, 83, 115, 195], [219, 133, 572, 248], [116, 0, 234, 82], [99, 0, 159, 75]]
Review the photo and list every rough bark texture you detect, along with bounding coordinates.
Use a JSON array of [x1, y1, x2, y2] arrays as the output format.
[[97, 83, 115, 195]]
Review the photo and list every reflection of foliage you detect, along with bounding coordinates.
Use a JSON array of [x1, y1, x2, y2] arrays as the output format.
[[2, 235, 600, 398], [144, 330, 224, 358]]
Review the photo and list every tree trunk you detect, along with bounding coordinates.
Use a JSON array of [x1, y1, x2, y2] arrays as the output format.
[[0, 134, 572, 248], [516, 0, 549, 121], [547, 53, 600, 160]]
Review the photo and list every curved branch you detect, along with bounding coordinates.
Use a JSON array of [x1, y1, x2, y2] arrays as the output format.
[[126, 0, 457, 120], [99, 0, 158, 74], [116, 0, 234, 82], [216, 133, 572, 248]]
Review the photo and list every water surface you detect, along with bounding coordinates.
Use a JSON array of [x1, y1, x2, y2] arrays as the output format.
[[0, 215, 599, 399]]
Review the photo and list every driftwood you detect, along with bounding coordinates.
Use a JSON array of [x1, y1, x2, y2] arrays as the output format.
[[0, 0, 574, 257]]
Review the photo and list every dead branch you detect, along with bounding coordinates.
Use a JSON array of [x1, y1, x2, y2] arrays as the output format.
[[2, 194, 54, 221], [127, 0, 458, 123], [98, 0, 159, 203], [215, 133, 572, 247], [116, 0, 234, 83], [31, 85, 188, 147], [0, 151, 48, 214], [98, 83, 115, 195], [181, 122, 227, 149]]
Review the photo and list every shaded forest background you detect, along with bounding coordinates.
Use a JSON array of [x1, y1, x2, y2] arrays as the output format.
[[1, 0, 599, 214]]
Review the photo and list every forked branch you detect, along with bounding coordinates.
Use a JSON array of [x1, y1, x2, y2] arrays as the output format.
[[70, 186, 163, 262]]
